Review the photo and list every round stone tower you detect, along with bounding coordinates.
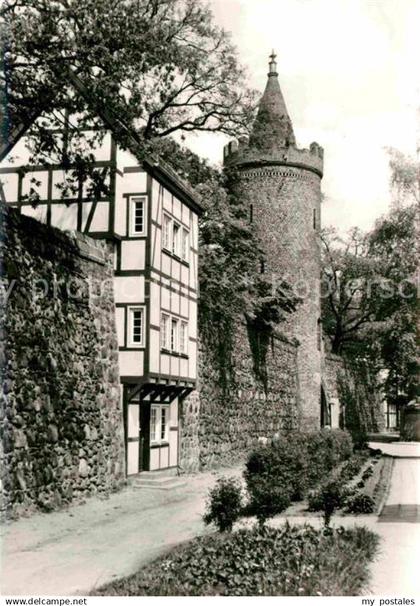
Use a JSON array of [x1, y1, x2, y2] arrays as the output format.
[[224, 52, 324, 430]]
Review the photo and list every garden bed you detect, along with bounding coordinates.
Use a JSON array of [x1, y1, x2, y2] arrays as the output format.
[[285, 453, 392, 518], [92, 523, 379, 596]]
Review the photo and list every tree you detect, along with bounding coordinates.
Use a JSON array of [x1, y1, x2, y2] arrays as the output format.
[[387, 147, 420, 208], [1, 0, 256, 191], [368, 203, 418, 403], [321, 203, 418, 405], [320, 227, 383, 357], [374, 147, 419, 403]]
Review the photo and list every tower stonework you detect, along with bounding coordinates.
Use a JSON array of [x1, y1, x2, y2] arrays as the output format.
[[224, 53, 324, 429]]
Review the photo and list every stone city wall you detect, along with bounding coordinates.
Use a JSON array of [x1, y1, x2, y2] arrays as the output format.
[[180, 322, 300, 472], [323, 351, 385, 443], [0, 204, 125, 519]]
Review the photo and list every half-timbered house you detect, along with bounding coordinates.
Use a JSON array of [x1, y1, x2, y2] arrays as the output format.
[[0, 111, 202, 476]]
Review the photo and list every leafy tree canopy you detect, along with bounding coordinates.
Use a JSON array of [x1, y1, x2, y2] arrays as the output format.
[[321, 197, 418, 404], [387, 147, 420, 207], [368, 203, 418, 402], [1, 0, 257, 162], [320, 227, 382, 357]]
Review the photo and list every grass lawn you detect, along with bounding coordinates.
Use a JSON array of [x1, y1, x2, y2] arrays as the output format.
[[92, 523, 380, 596]]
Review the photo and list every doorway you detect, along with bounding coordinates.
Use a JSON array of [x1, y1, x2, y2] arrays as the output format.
[[125, 400, 150, 475], [320, 385, 331, 427], [124, 385, 180, 476]]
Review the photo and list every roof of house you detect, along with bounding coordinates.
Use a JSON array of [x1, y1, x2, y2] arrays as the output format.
[[1, 69, 203, 214]]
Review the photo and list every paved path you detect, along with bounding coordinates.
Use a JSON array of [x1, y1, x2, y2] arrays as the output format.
[[1, 448, 419, 596], [0, 467, 243, 595], [367, 453, 420, 595], [368, 441, 420, 458]]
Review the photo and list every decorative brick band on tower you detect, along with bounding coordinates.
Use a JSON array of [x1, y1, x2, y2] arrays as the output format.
[[224, 53, 324, 429]]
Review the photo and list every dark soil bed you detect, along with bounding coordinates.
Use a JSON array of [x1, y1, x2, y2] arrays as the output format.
[[283, 454, 391, 517]]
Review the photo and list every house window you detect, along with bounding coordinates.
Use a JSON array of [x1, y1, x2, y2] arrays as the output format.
[[181, 228, 189, 262], [170, 317, 179, 351], [128, 306, 144, 347], [160, 407, 167, 441], [150, 405, 169, 444], [130, 196, 146, 235], [150, 407, 157, 442], [163, 213, 171, 250], [172, 222, 180, 256], [180, 321, 188, 354], [160, 313, 170, 349], [161, 313, 188, 354], [163, 213, 189, 262]]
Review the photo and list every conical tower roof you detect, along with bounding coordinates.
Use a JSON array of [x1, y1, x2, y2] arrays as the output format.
[[249, 52, 296, 152]]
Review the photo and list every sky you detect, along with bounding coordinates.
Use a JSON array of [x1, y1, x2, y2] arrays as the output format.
[[183, 0, 420, 233]]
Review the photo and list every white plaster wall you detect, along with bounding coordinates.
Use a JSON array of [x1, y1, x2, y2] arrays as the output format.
[[119, 350, 144, 376]]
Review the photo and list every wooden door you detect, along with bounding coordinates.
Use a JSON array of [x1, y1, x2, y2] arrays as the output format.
[[139, 402, 151, 472], [126, 403, 140, 475]]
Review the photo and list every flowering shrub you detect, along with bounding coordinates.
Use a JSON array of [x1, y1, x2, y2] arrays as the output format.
[[93, 523, 380, 596]]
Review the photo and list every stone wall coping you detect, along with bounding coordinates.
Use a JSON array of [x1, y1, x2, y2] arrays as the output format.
[[69, 231, 107, 266], [1, 204, 108, 266]]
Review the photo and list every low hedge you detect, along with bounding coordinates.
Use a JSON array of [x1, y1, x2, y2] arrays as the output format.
[[245, 429, 353, 518], [93, 523, 379, 596]]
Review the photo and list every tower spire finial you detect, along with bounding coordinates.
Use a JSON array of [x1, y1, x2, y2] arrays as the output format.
[[268, 50, 277, 76]]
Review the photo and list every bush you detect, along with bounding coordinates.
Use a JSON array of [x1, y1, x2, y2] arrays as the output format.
[[245, 429, 353, 517], [203, 477, 243, 532], [93, 523, 380, 596], [319, 479, 343, 526], [307, 488, 324, 512], [247, 476, 291, 526], [322, 429, 353, 464], [344, 493, 375, 514], [305, 429, 353, 488], [339, 453, 367, 483], [361, 466, 374, 481]]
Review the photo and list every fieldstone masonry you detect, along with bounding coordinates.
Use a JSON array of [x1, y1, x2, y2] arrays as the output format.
[[180, 323, 300, 471], [0, 204, 125, 518], [323, 352, 384, 437]]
